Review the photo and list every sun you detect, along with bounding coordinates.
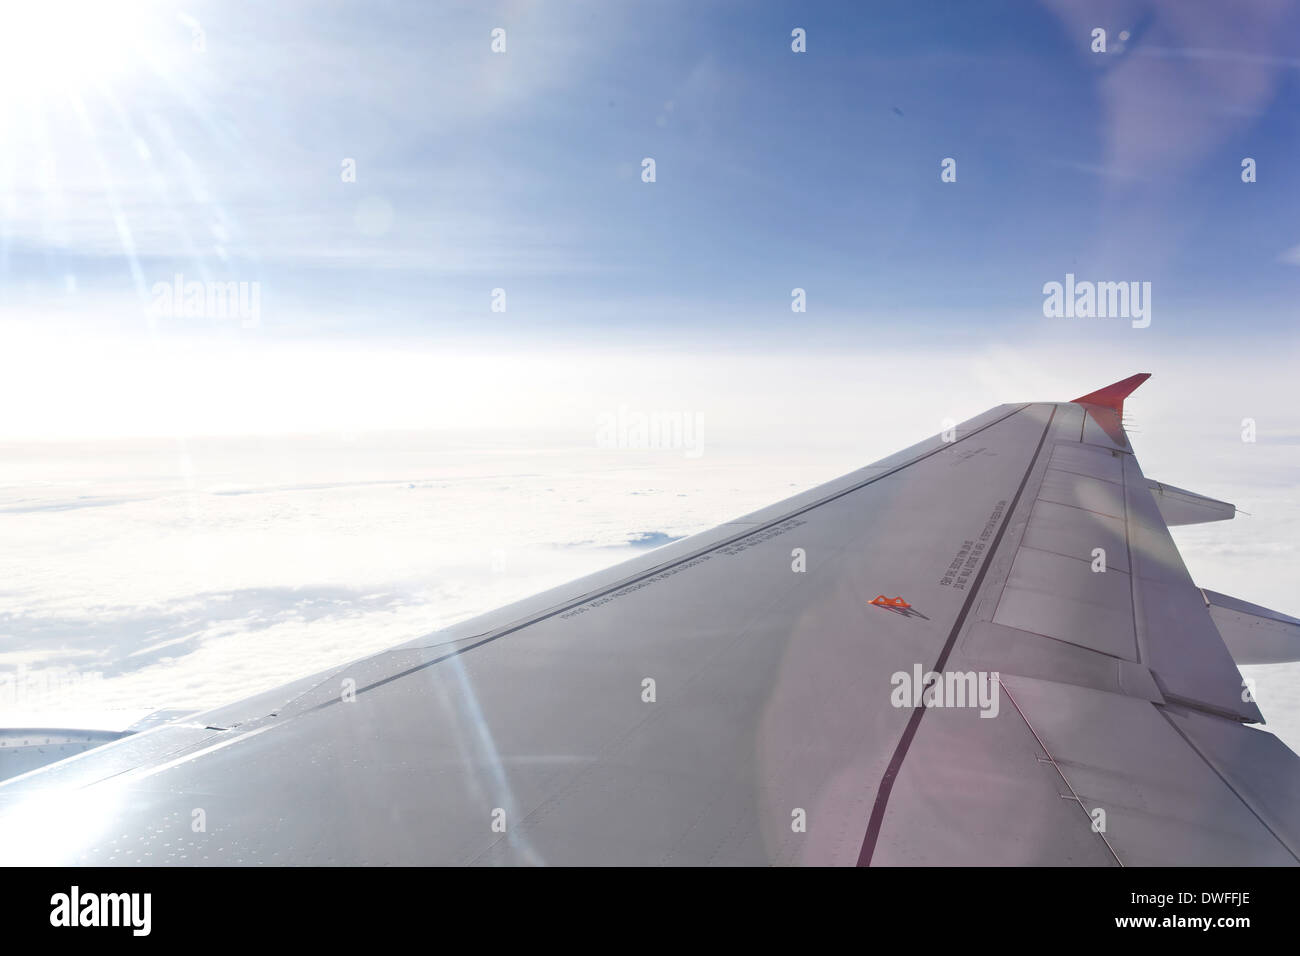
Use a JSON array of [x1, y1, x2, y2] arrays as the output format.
[[0, 0, 165, 100]]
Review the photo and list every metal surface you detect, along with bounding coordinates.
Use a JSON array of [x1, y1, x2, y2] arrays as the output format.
[[1146, 480, 1236, 526], [1204, 589, 1300, 665], [0, 383, 1295, 866]]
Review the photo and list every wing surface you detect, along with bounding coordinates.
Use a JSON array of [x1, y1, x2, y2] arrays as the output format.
[[1, 379, 1295, 866]]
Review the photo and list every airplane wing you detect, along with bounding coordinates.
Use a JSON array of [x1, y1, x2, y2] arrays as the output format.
[[2, 374, 1297, 866]]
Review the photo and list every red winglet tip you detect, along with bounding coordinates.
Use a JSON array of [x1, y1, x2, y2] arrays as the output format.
[[1071, 372, 1151, 412]]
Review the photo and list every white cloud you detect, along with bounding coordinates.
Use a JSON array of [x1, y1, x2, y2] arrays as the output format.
[[1278, 244, 1300, 266]]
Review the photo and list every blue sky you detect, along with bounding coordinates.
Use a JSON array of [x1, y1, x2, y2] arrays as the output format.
[[2, 0, 1300, 437], [6, 2, 1300, 331]]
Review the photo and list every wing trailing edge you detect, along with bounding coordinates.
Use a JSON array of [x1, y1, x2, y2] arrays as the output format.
[[1145, 479, 1236, 525], [1203, 589, 1300, 665]]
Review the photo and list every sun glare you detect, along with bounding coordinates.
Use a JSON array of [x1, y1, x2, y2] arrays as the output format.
[[0, 0, 162, 97]]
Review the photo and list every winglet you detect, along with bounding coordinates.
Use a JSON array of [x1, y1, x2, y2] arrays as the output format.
[[1071, 373, 1151, 415]]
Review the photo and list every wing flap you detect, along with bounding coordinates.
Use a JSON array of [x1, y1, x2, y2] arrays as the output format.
[[1122, 455, 1262, 722], [995, 676, 1295, 865], [1163, 705, 1300, 860], [1203, 589, 1300, 664], [1146, 479, 1236, 526]]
